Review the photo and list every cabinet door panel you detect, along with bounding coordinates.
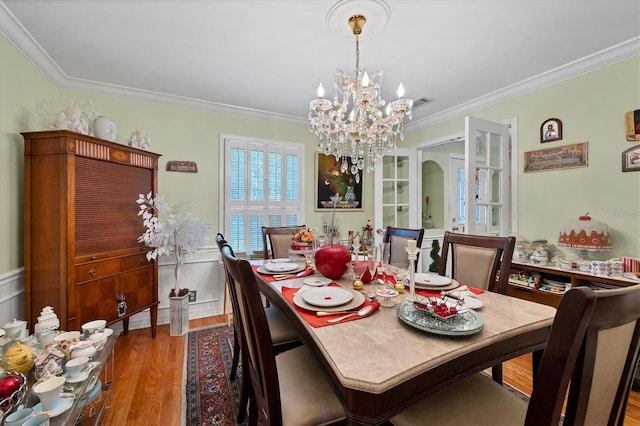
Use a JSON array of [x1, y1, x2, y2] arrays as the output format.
[[118, 267, 154, 314], [74, 276, 119, 327]]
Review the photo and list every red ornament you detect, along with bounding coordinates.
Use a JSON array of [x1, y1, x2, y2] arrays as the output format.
[[314, 244, 351, 279]]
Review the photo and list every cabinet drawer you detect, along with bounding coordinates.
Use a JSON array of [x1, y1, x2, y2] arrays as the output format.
[[120, 253, 151, 272], [75, 259, 120, 283]]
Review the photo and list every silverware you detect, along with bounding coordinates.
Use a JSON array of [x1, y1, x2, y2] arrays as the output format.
[[326, 305, 373, 323], [273, 269, 311, 280], [316, 308, 362, 317]]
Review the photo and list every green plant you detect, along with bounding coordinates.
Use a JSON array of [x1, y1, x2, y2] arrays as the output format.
[[429, 239, 441, 273]]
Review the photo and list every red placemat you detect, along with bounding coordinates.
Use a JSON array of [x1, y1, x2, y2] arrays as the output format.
[[282, 283, 379, 327]]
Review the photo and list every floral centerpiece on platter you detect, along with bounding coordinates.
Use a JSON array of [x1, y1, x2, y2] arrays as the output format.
[[291, 228, 314, 250], [136, 192, 210, 297]]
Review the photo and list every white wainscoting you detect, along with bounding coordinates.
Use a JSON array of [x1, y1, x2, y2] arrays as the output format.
[[0, 267, 25, 327], [0, 246, 226, 332], [128, 245, 226, 331]]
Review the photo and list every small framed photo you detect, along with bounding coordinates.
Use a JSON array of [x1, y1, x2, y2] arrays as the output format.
[[622, 145, 640, 172], [540, 118, 562, 143]]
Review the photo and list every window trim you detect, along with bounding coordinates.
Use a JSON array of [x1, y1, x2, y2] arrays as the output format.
[[219, 133, 305, 254]]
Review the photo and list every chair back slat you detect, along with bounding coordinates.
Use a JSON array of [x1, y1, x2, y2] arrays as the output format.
[[221, 243, 283, 425], [439, 231, 515, 293], [383, 227, 425, 270], [262, 225, 306, 260], [525, 285, 640, 426]]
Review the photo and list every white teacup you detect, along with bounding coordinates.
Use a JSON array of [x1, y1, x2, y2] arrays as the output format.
[[33, 375, 65, 411], [4, 407, 34, 426], [65, 355, 89, 379], [81, 320, 106, 337]]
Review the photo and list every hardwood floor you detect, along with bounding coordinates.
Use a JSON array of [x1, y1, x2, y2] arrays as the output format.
[[101, 315, 640, 425]]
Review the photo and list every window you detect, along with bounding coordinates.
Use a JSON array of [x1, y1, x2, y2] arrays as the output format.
[[222, 135, 304, 255]]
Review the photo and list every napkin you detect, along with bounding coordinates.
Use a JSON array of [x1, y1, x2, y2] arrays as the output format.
[[282, 283, 380, 328]]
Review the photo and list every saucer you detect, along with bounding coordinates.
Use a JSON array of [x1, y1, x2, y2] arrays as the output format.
[[65, 362, 99, 383], [32, 393, 75, 417]]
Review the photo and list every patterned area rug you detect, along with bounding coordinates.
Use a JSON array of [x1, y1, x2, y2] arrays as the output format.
[[185, 325, 243, 426]]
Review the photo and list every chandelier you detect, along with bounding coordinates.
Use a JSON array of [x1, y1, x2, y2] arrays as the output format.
[[309, 13, 413, 176]]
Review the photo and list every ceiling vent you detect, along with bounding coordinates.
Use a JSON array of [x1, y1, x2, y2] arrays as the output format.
[[413, 97, 434, 109]]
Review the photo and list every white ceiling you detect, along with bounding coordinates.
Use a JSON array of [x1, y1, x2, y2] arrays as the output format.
[[1, 0, 639, 129]]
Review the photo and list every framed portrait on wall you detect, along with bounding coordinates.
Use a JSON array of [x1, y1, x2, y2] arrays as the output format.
[[622, 145, 640, 172], [540, 118, 563, 143], [315, 153, 363, 211], [625, 109, 640, 141]]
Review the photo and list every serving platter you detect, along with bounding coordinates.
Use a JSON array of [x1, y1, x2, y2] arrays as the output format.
[[396, 299, 484, 336], [257, 264, 306, 275], [293, 288, 365, 312]]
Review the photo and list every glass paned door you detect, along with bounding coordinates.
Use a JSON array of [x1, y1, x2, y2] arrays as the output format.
[[375, 148, 417, 232], [464, 116, 511, 236]]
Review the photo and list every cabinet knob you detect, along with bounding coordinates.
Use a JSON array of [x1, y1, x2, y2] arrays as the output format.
[[89, 269, 96, 276]]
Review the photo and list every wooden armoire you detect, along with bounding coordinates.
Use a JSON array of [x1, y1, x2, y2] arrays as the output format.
[[23, 130, 160, 336]]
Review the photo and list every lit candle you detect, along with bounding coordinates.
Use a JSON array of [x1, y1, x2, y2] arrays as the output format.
[[407, 239, 417, 251], [317, 83, 325, 98]]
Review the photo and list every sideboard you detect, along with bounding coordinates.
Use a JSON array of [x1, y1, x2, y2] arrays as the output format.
[[508, 260, 638, 308], [23, 130, 161, 336]]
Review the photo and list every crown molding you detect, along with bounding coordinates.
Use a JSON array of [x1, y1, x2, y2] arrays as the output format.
[[407, 37, 640, 131], [2, 2, 637, 130]]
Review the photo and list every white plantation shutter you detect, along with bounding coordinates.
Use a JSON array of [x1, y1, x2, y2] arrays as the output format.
[[223, 135, 304, 255]]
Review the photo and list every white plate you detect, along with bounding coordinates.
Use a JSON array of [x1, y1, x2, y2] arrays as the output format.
[[293, 288, 365, 312], [414, 280, 460, 291], [414, 273, 451, 287], [32, 393, 75, 418], [442, 292, 483, 310], [303, 277, 332, 287], [264, 262, 298, 273], [302, 287, 353, 307], [256, 264, 305, 275], [270, 258, 291, 263]]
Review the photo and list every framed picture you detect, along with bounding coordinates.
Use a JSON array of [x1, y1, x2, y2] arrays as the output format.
[[540, 118, 562, 143], [524, 142, 588, 173], [622, 145, 640, 172], [315, 153, 363, 211], [625, 109, 640, 141]]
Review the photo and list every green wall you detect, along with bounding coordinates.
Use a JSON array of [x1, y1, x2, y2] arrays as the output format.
[[0, 33, 373, 274], [404, 56, 640, 258], [2, 34, 639, 276]]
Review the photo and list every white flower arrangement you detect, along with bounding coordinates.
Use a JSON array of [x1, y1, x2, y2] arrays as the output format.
[[137, 192, 210, 295]]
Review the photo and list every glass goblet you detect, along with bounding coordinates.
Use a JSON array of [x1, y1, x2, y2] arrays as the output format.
[[350, 260, 368, 290]]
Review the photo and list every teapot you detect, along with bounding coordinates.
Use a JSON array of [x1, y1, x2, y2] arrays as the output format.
[[2, 319, 27, 341], [1, 342, 34, 374], [68, 340, 96, 359]]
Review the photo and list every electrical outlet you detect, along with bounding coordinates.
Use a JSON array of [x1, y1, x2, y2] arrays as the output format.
[[188, 290, 197, 302]]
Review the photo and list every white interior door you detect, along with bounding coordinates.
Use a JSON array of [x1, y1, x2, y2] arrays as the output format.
[[374, 148, 417, 235], [464, 116, 511, 236]]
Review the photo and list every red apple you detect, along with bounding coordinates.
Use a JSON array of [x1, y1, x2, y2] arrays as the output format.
[[0, 374, 24, 401], [314, 244, 351, 279]]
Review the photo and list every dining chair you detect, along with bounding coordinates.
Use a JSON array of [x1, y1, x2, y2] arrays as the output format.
[[439, 231, 516, 295], [215, 234, 301, 422], [391, 285, 640, 426], [262, 225, 306, 260], [383, 226, 425, 270], [438, 231, 515, 383], [221, 243, 346, 426]]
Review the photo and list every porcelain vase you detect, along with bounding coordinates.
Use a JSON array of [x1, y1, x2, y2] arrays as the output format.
[[93, 116, 117, 141]]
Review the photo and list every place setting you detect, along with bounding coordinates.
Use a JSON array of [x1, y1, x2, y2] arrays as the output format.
[[282, 283, 379, 327], [253, 262, 314, 281]]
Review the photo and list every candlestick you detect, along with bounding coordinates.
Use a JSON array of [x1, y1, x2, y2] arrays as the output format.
[[405, 247, 420, 301]]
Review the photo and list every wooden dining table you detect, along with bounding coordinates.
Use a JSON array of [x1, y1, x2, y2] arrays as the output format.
[[253, 260, 558, 426]]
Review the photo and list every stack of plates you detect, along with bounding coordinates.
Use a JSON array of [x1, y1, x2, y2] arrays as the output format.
[[293, 287, 365, 312], [412, 273, 458, 291]]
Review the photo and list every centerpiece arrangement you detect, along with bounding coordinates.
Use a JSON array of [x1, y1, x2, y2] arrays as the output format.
[[314, 194, 351, 279], [136, 192, 210, 297]]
